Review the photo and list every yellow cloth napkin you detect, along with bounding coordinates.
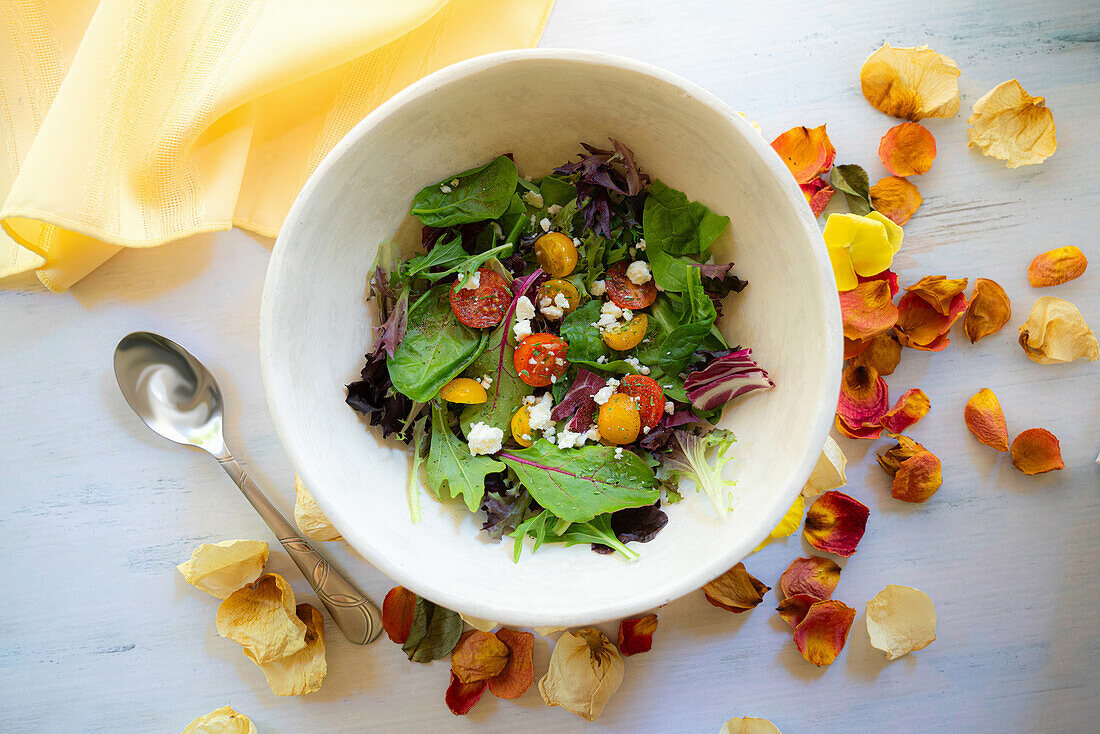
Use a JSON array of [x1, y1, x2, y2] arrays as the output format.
[[0, 0, 555, 291]]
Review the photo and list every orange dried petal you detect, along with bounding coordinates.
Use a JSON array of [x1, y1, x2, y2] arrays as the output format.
[[451, 630, 509, 684], [876, 435, 925, 476], [870, 176, 923, 225], [777, 593, 819, 630], [879, 388, 930, 435], [488, 628, 534, 699], [801, 177, 836, 218], [445, 671, 487, 716], [895, 291, 967, 352], [850, 330, 902, 376], [835, 363, 890, 440], [965, 278, 1012, 343], [793, 600, 857, 666], [844, 337, 871, 360], [879, 122, 937, 176], [905, 275, 969, 316], [617, 614, 658, 657], [840, 279, 900, 341], [858, 268, 900, 297], [964, 388, 1009, 452], [703, 562, 771, 613], [1010, 428, 1065, 475], [382, 586, 417, 645], [771, 125, 837, 184], [780, 556, 841, 600], [1028, 245, 1087, 288], [804, 491, 870, 558], [860, 43, 961, 121], [892, 450, 943, 503]]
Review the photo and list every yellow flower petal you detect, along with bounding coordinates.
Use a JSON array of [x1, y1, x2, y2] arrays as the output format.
[[865, 211, 904, 253], [753, 495, 805, 551], [846, 219, 894, 277], [826, 242, 858, 291]]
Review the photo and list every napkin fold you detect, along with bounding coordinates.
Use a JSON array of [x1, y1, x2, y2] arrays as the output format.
[[0, 0, 555, 291]]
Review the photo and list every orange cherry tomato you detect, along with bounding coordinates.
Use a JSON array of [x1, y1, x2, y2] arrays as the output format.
[[597, 393, 641, 445], [617, 374, 665, 430], [513, 334, 569, 387], [605, 261, 657, 310], [449, 268, 512, 328]]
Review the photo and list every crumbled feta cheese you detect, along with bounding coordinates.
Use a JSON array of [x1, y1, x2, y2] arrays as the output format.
[[450, 178, 460, 187], [572, 237, 582, 247], [540, 305, 564, 321], [460, 270, 481, 290], [530, 214, 537, 226], [626, 260, 653, 285], [542, 425, 557, 440], [553, 292, 570, 309], [440, 184, 452, 193], [539, 296, 552, 308], [556, 429, 588, 449], [515, 296, 535, 321], [548, 204, 563, 216], [590, 280, 607, 296], [664, 400, 675, 415], [466, 422, 503, 455], [521, 433, 531, 443], [539, 217, 551, 232], [523, 395, 538, 406], [637, 239, 647, 251], [642, 426, 651, 434], [513, 318, 532, 342], [596, 355, 607, 364], [622, 309, 633, 322], [528, 358, 537, 365], [523, 175, 534, 182], [593, 378, 620, 406], [522, 191, 544, 208], [477, 374, 493, 389], [550, 375, 557, 384], [614, 447, 624, 459], [624, 356, 650, 375], [554, 357, 566, 366], [587, 426, 602, 441], [527, 393, 554, 430], [601, 302, 623, 319]]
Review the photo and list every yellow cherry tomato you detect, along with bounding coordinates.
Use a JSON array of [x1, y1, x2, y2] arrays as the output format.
[[510, 405, 535, 447], [601, 313, 648, 351], [439, 377, 487, 404], [597, 393, 641, 445], [534, 232, 579, 277], [537, 278, 580, 314]]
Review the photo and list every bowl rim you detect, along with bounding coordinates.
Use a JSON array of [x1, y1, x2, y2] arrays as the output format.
[[260, 47, 842, 626]]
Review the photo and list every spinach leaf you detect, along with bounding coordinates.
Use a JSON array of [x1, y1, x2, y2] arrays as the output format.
[[657, 268, 716, 375], [499, 440, 659, 523], [557, 300, 642, 374], [537, 175, 577, 208], [642, 179, 729, 292], [402, 596, 463, 663], [830, 164, 873, 215], [410, 156, 519, 227], [387, 284, 489, 402], [425, 404, 503, 512], [460, 316, 533, 434], [555, 513, 638, 560]]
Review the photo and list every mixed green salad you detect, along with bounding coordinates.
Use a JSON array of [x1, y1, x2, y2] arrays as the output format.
[[346, 141, 774, 560]]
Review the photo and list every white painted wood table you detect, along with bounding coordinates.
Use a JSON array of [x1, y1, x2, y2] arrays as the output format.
[[2, 1, 1098, 731]]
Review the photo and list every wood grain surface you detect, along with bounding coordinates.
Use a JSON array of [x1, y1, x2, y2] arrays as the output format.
[[1, 1, 1098, 731]]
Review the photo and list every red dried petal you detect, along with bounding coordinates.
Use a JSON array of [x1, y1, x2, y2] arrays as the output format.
[[772, 125, 837, 184], [487, 628, 534, 699], [879, 388, 930, 434], [801, 177, 836, 217], [858, 269, 900, 297], [835, 364, 890, 440], [703, 563, 771, 613], [879, 122, 937, 176], [964, 388, 1010, 452], [892, 450, 943, 503], [779, 556, 842, 600], [895, 291, 967, 352], [451, 630, 509, 684], [804, 491, 870, 557], [445, 671, 487, 716], [617, 614, 658, 656], [777, 593, 820, 630], [840, 280, 900, 341], [382, 586, 417, 645], [793, 600, 857, 666]]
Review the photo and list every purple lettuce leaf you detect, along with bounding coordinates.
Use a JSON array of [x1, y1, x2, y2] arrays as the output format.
[[682, 348, 774, 412], [550, 368, 607, 424], [638, 409, 698, 451], [372, 287, 408, 359], [479, 475, 530, 542], [689, 261, 748, 317], [345, 349, 418, 442], [590, 503, 669, 554], [554, 139, 648, 238]]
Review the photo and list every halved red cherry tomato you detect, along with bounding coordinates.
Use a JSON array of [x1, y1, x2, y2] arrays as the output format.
[[449, 268, 512, 328], [617, 374, 665, 430], [513, 334, 569, 387], [605, 260, 657, 310]]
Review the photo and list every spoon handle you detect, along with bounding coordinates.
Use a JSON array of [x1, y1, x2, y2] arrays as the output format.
[[216, 455, 382, 645]]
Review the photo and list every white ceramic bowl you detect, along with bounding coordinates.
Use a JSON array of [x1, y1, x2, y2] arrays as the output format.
[[261, 49, 841, 628]]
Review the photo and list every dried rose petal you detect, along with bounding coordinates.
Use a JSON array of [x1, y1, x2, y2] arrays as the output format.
[[835, 363, 890, 440], [1010, 428, 1065, 475], [793, 599, 857, 666], [870, 176, 923, 225], [177, 539, 269, 600], [895, 291, 967, 352], [382, 586, 417, 645], [1018, 296, 1099, 364], [451, 630, 509, 684], [753, 495, 806, 552], [1028, 245, 1087, 288], [905, 275, 969, 316], [246, 603, 327, 696], [866, 585, 937, 660], [840, 279, 899, 341], [965, 278, 1012, 343], [216, 574, 308, 665], [859, 268, 900, 297], [488, 628, 535, 699], [539, 628, 624, 721], [851, 330, 902, 376], [780, 556, 841, 600], [802, 436, 848, 500], [860, 43, 960, 121], [776, 593, 819, 630], [879, 122, 937, 176], [617, 614, 658, 656], [876, 435, 925, 476], [720, 718, 783, 734], [771, 125, 836, 184], [804, 491, 870, 557], [844, 337, 871, 360], [703, 562, 771, 613], [892, 450, 943, 503], [968, 79, 1056, 168], [182, 707, 257, 734], [879, 388, 930, 435], [964, 388, 1010, 452], [801, 177, 836, 217], [446, 671, 487, 715]]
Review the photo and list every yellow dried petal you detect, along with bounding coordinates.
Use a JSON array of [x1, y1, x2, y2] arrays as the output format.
[[720, 717, 783, 734], [753, 495, 805, 552], [1028, 245, 1087, 288], [177, 540, 269, 600], [181, 706, 257, 734], [460, 613, 498, 632], [294, 475, 343, 542], [866, 585, 936, 660], [216, 573, 308, 664], [1018, 296, 1099, 364], [539, 628, 624, 722], [860, 43, 961, 121], [247, 603, 327, 696], [965, 278, 1012, 343], [968, 79, 1057, 168], [801, 436, 848, 499]]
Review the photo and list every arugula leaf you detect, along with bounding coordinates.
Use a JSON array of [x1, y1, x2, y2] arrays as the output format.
[[556, 514, 639, 560], [510, 509, 557, 562], [425, 405, 503, 512], [402, 596, 463, 663], [499, 440, 659, 523], [387, 284, 489, 402], [400, 235, 466, 280], [830, 164, 873, 215], [410, 155, 519, 227]]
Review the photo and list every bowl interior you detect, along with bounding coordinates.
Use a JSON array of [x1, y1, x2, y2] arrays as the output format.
[[261, 50, 840, 627]]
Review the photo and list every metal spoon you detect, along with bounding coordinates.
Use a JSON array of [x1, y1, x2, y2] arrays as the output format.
[[113, 331, 381, 644]]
